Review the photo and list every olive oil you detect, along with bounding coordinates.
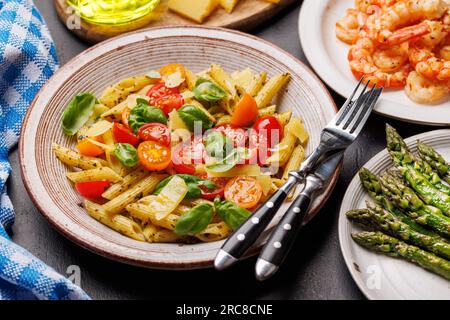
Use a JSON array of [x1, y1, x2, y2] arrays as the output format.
[[67, 0, 161, 25]]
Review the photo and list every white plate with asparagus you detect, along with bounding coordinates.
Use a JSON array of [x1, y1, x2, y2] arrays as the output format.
[[339, 125, 450, 300]]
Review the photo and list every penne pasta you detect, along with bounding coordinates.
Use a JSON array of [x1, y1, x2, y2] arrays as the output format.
[[265, 132, 297, 167], [246, 71, 267, 97], [111, 215, 146, 242], [143, 224, 186, 243], [102, 167, 148, 200], [255, 73, 290, 108], [102, 174, 166, 214], [100, 94, 149, 121], [258, 105, 277, 117], [99, 75, 157, 108], [66, 167, 122, 183], [282, 145, 305, 180], [53, 143, 108, 170], [195, 222, 232, 242], [185, 68, 198, 91], [209, 64, 238, 99], [286, 117, 309, 144], [274, 111, 292, 127], [215, 114, 232, 126]]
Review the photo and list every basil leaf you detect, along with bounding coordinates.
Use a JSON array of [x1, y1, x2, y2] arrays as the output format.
[[114, 143, 138, 167], [175, 203, 215, 235], [153, 174, 215, 199], [206, 147, 247, 173], [178, 105, 214, 132], [128, 99, 167, 133], [214, 199, 251, 230], [205, 131, 232, 159], [61, 93, 96, 136], [193, 78, 227, 102]]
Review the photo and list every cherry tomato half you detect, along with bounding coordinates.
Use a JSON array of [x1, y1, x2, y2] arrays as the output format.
[[121, 107, 131, 128], [252, 116, 283, 148], [113, 122, 140, 146], [147, 82, 180, 106], [138, 123, 171, 146], [75, 181, 110, 200], [231, 93, 258, 127], [224, 176, 263, 209], [171, 136, 206, 174], [201, 177, 229, 200], [155, 94, 184, 115], [213, 124, 248, 147], [160, 63, 187, 79], [138, 141, 171, 171]]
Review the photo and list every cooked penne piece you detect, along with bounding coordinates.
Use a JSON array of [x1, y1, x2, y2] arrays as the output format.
[[102, 174, 166, 214], [195, 222, 232, 242], [102, 167, 148, 200], [282, 145, 305, 180], [85, 199, 114, 227], [286, 117, 309, 144], [215, 114, 232, 126], [185, 68, 198, 91], [111, 215, 145, 242], [53, 143, 108, 170], [66, 167, 122, 183], [209, 64, 237, 99], [143, 224, 185, 243], [100, 94, 148, 121], [258, 105, 277, 117], [231, 68, 255, 88], [99, 75, 157, 108], [136, 84, 153, 96], [265, 132, 297, 167], [255, 73, 290, 108], [246, 71, 267, 97], [274, 111, 292, 126]]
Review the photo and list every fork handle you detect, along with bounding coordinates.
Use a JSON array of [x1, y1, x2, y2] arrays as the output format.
[[214, 176, 298, 270], [255, 175, 323, 281]]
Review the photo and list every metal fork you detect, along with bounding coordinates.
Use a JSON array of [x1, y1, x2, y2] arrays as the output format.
[[215, 79, 383, 271]]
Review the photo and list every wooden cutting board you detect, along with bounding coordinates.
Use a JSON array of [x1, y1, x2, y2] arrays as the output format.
[[55, 0, 297, 43]]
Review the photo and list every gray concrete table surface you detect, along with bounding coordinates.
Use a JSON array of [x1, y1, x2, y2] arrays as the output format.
[[7, 0, 441, 300]]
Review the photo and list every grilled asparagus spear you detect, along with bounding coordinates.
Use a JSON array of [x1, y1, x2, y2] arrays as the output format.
[[347, 203, 450, 260], [352, 231, 450, 281], [417, 141, 450, 184], [380, 172, 450, 238], [359, 168, 439, 237], [385, 124, 450, 196]]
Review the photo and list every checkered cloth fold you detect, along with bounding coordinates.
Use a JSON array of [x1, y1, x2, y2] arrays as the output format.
[[0, 0, 89, 300]]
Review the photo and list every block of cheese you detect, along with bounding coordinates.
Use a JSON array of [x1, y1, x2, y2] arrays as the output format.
[[219, 0, 239, 13], [168, 0, 220, 23]]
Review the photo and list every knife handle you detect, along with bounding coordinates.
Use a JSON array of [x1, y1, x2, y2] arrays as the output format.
[[255, 175, 323, 281], [214, 176, 298, 270]]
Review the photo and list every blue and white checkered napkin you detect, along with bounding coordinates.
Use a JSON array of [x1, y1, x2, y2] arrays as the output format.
[[0, 0, 89, 300]]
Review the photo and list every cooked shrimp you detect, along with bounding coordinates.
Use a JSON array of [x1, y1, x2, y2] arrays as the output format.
[[373, 42, 409, 72], [365, 0, 447, 44], [406, 20, 450, 81], [355, 0, 397, 13], [336, 9, 366, 45], [405, 71, 449, 103], [348, 35, 412, 87]]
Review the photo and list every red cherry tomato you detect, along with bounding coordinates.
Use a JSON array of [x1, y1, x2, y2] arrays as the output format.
[[171, 136, 206, 174], [197, 175, 229, 200], [252, 116, 283, 148], [155, 94, 184, 115], [112, 122, 140, 146], [147, 82, 180, 106], [138, 123, 171, 146], [248, 130, 271, 166], [213, 124, 248, 147], [75, 181, 110, 200]]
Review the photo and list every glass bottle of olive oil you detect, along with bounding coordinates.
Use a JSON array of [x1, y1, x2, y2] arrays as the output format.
[[67, 0, 161, 25]]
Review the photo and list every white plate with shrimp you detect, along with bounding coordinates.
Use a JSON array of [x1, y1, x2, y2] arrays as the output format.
[[299, 0, 450, 126]]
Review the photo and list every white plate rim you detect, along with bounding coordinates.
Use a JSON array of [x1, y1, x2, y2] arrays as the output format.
[[338, 129, 450, 299], [298, 0, 450, 126]]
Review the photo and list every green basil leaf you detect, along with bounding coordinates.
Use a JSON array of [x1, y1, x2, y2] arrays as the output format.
[[214, 199, 251, 230], [205, 131, 232, 159], [198, 180, 216, 190], [193, 78, 227, 102], [154, 174, 215, 199], [178, 105, 214, 132], [206, 147, 247, 173], [175, 203, 214, 235], [114, 143, 138, 167], [128, 99, 167, 133], [61, 93, 96, 136]]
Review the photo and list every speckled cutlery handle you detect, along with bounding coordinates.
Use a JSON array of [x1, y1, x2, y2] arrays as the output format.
[[255, 175, 322, 281], [214, 176, 298, 271]]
